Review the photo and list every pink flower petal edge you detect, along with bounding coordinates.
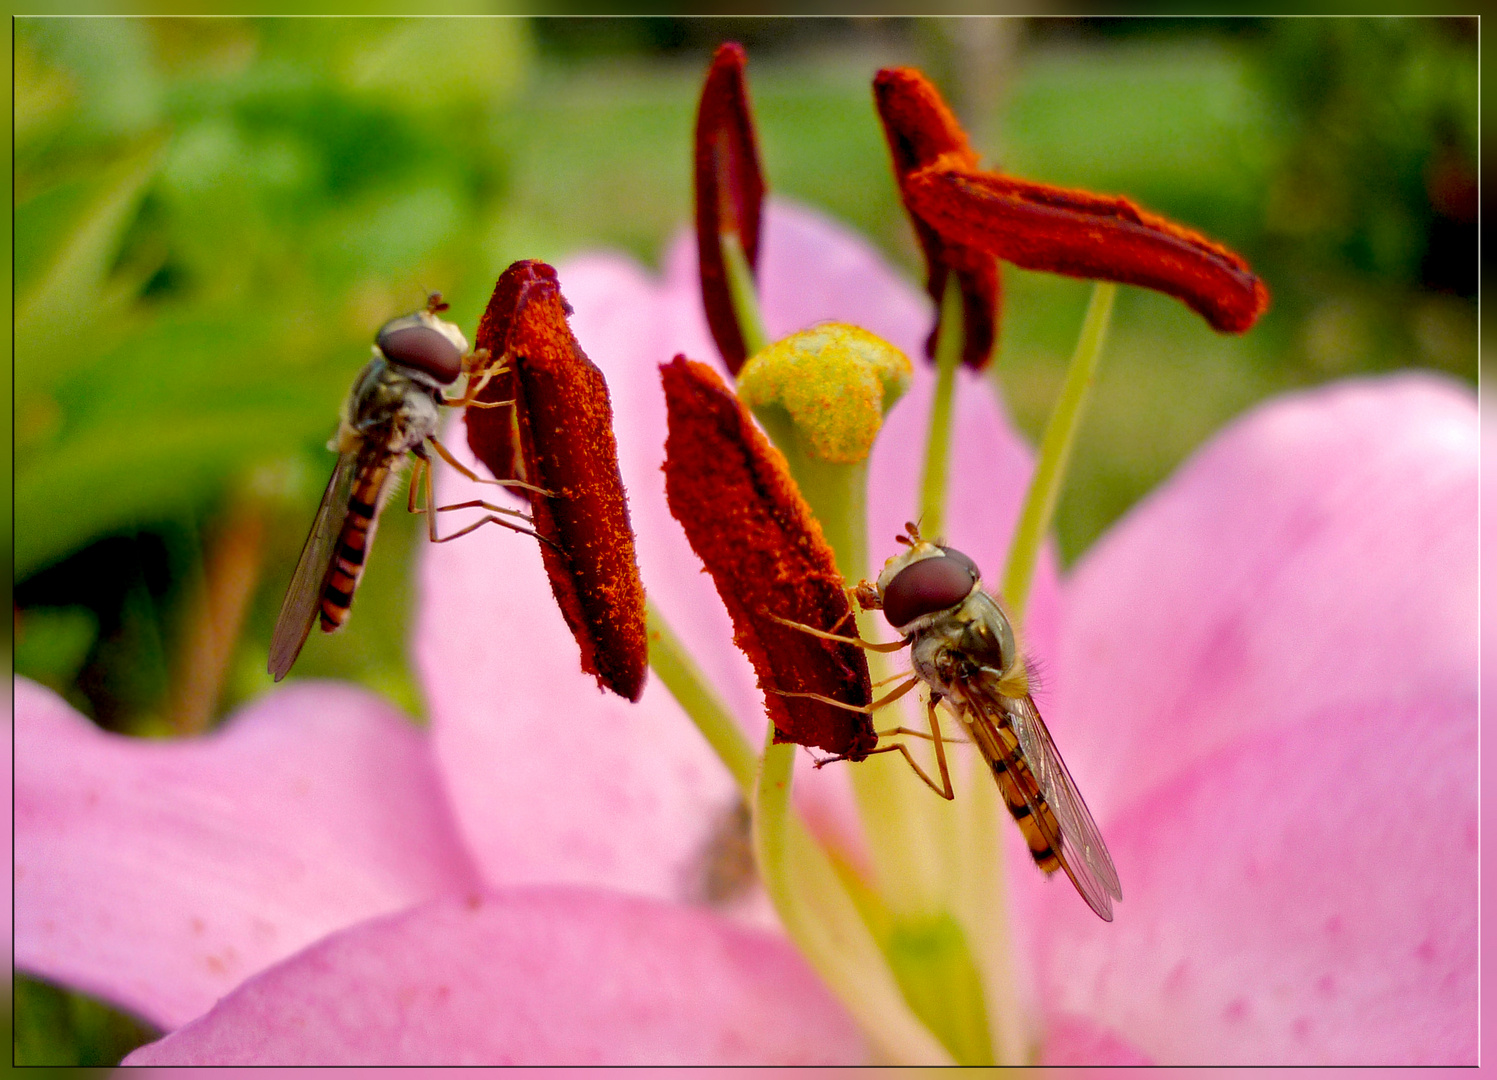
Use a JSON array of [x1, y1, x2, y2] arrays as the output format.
[[1042, 691, 1474, 1064], [1057, 373, 1476, 817], [1040, 373, 1476, 1064], [14, 677, 482, 1030], [123, 885, 869, 1065]]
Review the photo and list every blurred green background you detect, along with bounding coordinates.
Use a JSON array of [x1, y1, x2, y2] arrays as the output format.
[[11, 16, 1477, 1064]]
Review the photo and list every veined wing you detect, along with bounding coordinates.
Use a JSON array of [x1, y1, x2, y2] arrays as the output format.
[[1003, 687, 1121, 919], [964, 678, 1121, 921], [269, 450, 359, 681]]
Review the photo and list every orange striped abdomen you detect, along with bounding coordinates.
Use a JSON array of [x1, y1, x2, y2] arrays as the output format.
[[968, 705, 1064, 875], [320, 464, 390, 632]]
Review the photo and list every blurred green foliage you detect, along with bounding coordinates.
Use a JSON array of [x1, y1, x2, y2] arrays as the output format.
[[1256, 18, 1477, 291], [12, 16, 1476, 1064], [13, 973, 159, 1068]]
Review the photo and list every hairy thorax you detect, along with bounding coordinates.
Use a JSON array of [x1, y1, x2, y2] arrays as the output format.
[[337, 355, 444, 460]]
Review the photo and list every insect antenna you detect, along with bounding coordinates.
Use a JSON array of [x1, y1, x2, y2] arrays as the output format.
[[412, 275, 450, 315]]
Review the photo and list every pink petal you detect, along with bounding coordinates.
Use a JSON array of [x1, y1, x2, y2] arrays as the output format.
[[1039, 691, 1475, 1064], [124, 886, 868, 1065], [1483, 398, 1497, 1064], [1041, 1014, 1153, 1065], [1056, 374, 1476, 817], [14, 677, 481, 1030], [2, 700, 11, 970], [1038, 374, 1476, 1063], [759, 200, 932, 361]]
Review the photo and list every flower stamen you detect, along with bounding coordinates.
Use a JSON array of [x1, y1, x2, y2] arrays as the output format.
[[660, 354, 877, 759], [906, 154, 1270, 333], [468, 260, 648, 702], [695, 43, 767, 374], [875, 66, 1001, 371]]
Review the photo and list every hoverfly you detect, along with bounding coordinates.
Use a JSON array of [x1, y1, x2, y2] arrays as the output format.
[[268, 294, 540, 682], [776, 522, 1121, 921]]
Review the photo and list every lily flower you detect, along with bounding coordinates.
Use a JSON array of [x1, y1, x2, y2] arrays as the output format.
[[682, 53, 1469, 1061], [15, 201, 1475, 1064]]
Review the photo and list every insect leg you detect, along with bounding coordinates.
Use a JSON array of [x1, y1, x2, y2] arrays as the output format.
[[922, 695, 954, 798], [874, 724, 970, 746], [413, 449, 557, 549], [425, 499, 555, 547], [407, 454, 426, 514], [426, 434, 552, 496], [827, 704, 953, 800], [441, 348, 511, 408], [764, 611, 908, 653], [771, 675, 921, 713]]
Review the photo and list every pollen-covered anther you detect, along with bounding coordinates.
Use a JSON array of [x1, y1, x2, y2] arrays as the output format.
[[874, 65, 1001, 370], [905, 154, 1271, 334], [467, 260, 648, 702], [736, 324, 912, 464], [660, 355, 876, 759], [694, 42, 766, 375]]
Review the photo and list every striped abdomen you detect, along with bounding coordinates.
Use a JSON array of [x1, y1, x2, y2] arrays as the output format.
[[319, 463, 391, 632], [966, 701, 1064, 875]]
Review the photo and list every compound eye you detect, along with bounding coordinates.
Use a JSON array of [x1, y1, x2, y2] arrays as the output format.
[[882, 553, 978, 629], [378, 317, 464, 384], [937, 545, 981, 581]]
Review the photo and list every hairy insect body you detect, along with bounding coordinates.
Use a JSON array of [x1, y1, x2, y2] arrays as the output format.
[[863, 529, 1122, 921], [317, 344, 454, 634], [899, 584, 1066, 874], [907, 590, 1014, 699], [269, 296, 535, 682], [318, 461, 387, 633], [963, 699, 1066, 875], [339, 353, 446, 460]]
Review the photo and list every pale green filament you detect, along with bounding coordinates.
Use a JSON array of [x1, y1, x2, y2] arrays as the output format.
[[645, 601, 946, 1062], [917, 276, 966, 539], [655, 242, 955, 1061], [743, 319, 1002, 1063], [720, 232, 770, 358], [754, 734, 954, 1063], [1001, 282, 1115, 621], [645, 601, 757, 795]]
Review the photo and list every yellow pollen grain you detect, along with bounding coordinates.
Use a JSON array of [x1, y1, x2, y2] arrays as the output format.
[[736, 323, 912, 463]]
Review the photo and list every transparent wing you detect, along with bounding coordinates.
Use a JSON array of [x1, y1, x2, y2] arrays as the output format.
[[268, 451, 358, 681], [999, 687, 1122, 918]]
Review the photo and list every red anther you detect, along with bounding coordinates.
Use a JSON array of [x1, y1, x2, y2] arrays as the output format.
[[694, 43, 766, 376], [469, 260, 648, 702], [906, 158, 1271, 333], [660, 355, 877, 759], [874, 66, 1001, 370]]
